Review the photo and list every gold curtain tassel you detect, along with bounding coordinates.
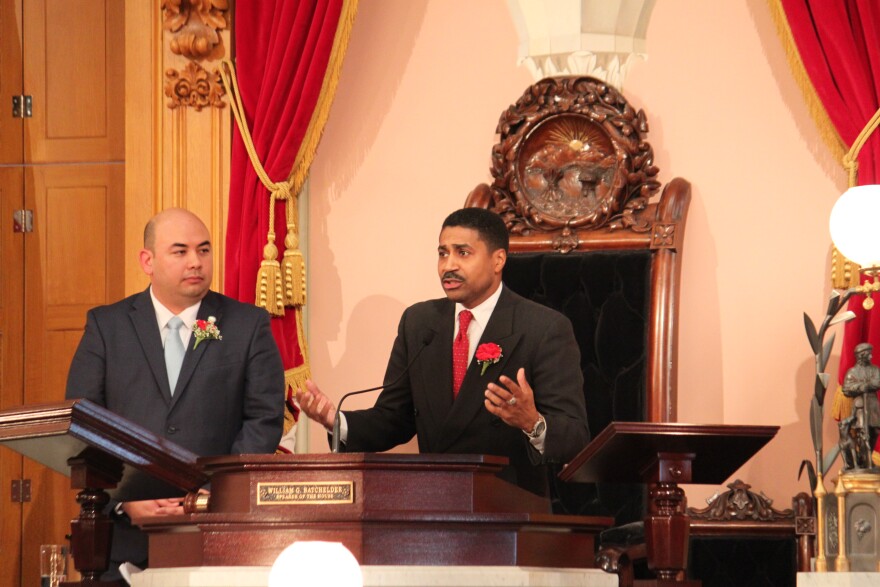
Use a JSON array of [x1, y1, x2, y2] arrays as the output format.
[[830, 385, 854, 421], [282, 227, 306, 307], [256, 239, 285, 316], [831, 246, 862, 290], [282, 248, 306, 307]]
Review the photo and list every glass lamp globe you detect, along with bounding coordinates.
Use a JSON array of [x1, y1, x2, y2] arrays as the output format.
[[268, 541, 362, 587], [829, 184, 880, 270]]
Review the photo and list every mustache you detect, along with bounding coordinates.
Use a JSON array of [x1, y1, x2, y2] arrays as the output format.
[[441, 271, 464, 281]]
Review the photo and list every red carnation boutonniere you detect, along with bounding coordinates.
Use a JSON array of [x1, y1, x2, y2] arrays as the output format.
[[192, 316, 222, 349], [475, 342, 503, 375]]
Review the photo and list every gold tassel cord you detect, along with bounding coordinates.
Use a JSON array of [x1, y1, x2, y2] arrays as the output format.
[[842, 105, 880, 187], [277, 0, 358, 308], [219, 0, 357, 313], [219, 58, 293, 316], [222, 2, 358, 448]]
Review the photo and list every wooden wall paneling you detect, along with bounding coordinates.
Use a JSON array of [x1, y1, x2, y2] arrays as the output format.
[[123, 0, 160, 295], [24, 164, 125, 401], [161, 16, 230, 292], [1, 3, 27, 585], [0, 0, 23, 163], [20, 463, 79, 585], [20, 163, 123, 586], [126, 1, 231, 295], [210, 105, 229, 291], [22, 0, 124, 164], [0, 167, 25, 587], [0, 1, 126, 584]]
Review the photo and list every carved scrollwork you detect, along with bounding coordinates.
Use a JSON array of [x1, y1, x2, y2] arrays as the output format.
[[163, 0, 229, 59], [164, 61, 226, 111], [688, 479, 793, 522], [551, 227, 579, 253], [473, 76, 661, 236]]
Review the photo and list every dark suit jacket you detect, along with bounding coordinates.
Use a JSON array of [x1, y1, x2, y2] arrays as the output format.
[[65, 287, 284, 573], [344, 286, 589, 496]]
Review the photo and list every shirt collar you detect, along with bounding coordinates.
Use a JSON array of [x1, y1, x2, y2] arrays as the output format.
[[149, 286, 202, 330], [455, 282, 503, 327]]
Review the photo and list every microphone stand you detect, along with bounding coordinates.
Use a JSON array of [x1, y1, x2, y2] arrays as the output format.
[[330, 331, 435, 453]]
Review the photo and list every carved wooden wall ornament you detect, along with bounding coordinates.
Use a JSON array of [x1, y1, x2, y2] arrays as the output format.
[[162, 0, 229, 59], [467, 76, 664, 246], [164, 61, 226, 111]]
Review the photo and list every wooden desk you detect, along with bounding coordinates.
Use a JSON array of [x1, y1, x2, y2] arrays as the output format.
[[560, 422, 778, 586]]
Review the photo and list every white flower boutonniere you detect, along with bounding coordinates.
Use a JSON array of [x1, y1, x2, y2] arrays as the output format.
[[192, 316, 222, 349]]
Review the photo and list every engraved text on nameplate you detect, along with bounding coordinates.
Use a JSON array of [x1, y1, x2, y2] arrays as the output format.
[[257, 481, 354, 505]]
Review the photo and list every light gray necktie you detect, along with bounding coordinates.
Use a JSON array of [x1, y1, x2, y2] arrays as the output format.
[[164, 316, 185, 395]]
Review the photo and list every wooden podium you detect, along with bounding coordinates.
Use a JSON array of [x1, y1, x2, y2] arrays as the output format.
[[0, 399, 207, 585], [0, 399, 613, 582], [141, 452, 612, 568], [559, 422, 778, 586]]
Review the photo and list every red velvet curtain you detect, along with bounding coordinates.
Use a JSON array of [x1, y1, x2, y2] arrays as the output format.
[[225, 0, 354, 449], [779, 0, 880, 396]]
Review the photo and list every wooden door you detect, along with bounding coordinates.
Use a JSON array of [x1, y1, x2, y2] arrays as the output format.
[[1, 2, 27, 585], [0, 1, 124, 585], [0, 166, 25, 587]]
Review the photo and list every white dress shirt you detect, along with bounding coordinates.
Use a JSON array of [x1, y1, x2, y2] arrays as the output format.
[[149, 286, 201, 351]]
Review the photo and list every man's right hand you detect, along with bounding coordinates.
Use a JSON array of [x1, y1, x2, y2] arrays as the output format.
[[295, 379, 337, 430]]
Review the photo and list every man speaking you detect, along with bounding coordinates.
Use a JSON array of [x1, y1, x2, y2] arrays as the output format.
[[297, 208, 589, 496]]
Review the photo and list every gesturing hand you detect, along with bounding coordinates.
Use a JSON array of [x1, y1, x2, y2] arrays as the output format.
[[295, 379, 337, 430], [484, 367, 541, 433]]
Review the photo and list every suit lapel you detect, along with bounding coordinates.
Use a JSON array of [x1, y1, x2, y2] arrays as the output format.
[[436, 288, 523, 452], [171, 291, 222, 407], [420, 300, 455, 435], [129, 288, 173, 404]]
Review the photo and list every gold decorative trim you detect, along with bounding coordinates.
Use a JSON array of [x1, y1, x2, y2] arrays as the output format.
[[162, 0, 229, 59], [164, 61, 226, 111]]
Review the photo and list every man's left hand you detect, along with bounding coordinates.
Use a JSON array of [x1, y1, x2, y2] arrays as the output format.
[[484, 367, 541, 433], [123, 498, 185, 520]]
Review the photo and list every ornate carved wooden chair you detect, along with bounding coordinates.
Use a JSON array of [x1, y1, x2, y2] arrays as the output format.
[[465, 76, 690, 524], [686, 480, 814, 586], [465, 77, 815, 585]]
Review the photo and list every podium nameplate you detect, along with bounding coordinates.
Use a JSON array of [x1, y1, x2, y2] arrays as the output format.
[[257, 481, 354, 505]]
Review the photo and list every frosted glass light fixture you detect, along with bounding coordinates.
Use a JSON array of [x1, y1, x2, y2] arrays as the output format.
[[268, 541, 362, 587], [829, 184, 880, 271]]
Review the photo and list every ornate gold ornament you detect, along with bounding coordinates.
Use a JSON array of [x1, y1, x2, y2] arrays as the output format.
[[162, 0, 229, 59], [164, 61, 226, 111]]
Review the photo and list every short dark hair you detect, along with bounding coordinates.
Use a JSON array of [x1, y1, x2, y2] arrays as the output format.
[[442, 208, 509, 253]]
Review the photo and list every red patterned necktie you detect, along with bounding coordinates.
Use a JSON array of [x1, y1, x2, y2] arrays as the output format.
[[452, 310, 473, 398]]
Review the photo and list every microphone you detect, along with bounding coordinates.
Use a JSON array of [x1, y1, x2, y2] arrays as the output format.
[[331, 330, 436, 453]]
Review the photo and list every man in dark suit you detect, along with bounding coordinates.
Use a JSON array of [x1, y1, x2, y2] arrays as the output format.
[[66, 208, 284, 580], [297, 208, 588, 496]]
